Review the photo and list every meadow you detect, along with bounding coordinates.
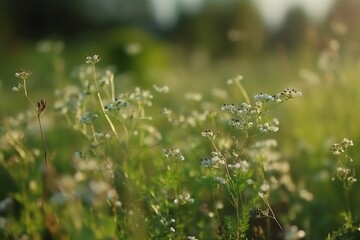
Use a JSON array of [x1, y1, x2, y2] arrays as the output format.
[[0, 24, 360, 240]]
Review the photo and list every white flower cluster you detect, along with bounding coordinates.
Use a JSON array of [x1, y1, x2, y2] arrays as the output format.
[[201, 129, 215, 139], [160, 218, 176, 233], [15, 70, 31, 80], [163, 148, 185, 161], [80, 112, 98, 125], [215, 176, 226, 184], [85, 54, 100, 64], [129, 87, 153, 107], [174, 193, 194, 205], [104, 98, 129, 112], [258, 122, 279, 133], [221, 102, 254, 115], [330, 138, 354, 155], [200, 152, 225, 167], [228, 160, 249, 172], [228, 118, 253, 130], [221, 102, 258, 132], [94, 132, 111, 140], [254, 88, 302, 103]]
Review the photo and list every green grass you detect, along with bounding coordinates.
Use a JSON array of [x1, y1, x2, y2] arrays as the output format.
[[0, 38, 360, 240]]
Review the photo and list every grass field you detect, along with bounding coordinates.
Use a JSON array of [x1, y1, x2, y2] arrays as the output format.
[[0, 30, 360, 240]]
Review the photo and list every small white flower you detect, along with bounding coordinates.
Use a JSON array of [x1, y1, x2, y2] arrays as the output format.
[[246, 179, 254, 185], [260, 183, 270, 192], [216, 176, 226, 184], [153, 84, 169, 93]]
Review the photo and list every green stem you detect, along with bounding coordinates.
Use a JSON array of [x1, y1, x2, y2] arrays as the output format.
[[37, 114, 48, 167], [262, 194, 283, 230], [91, 63, 120, 143], [235, 78, 250, 104]]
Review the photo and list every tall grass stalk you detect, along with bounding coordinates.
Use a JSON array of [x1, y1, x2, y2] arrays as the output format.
[[86, 55, 120, 143]]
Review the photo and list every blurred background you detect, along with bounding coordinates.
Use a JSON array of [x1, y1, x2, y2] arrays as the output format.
[[1, 0, 360, 239], [1, 0, 359, 84]]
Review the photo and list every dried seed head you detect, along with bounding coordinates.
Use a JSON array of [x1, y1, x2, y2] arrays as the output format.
[[37, 99, 47, 114]]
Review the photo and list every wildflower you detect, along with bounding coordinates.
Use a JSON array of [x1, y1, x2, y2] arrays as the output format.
[[246, 179, 254, 185], [215, 176, 226, 184], [276, 88, 302, 102], [98, 71, 113, 87], [254, 88, 302, 104], [229, 118, 253, 130], [336, 167, 350, 175], [174, 193, 194, 205], [94, 132, 111, 140], [283, 225, 306, 240], [330, 138, 353, 155], [129, 87, 153, 106], [228, 160, 249, 172], [258, 122, 279, 133], [85, 54, 101, 64], [200, 152, 225, 167], [12, 83, 24, 92], [104, 98, 129, 112], [347, 176, 357, 183], [153, 84, 169, 93], [163, 148, 185, 161], [201, 129, 216, 139], [15, 70, 31, 80], [260, 182, 270, 193], [254, 92, 275, 102], [80, 112, 98, 125], [200, 158, 214, 167], [227, 75, 243, 85], [160, 217, 176, 233], [221, 103, 237, 112]]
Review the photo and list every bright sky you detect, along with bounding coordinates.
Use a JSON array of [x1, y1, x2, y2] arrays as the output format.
[[150, 0, 337, 30], [252, 0, 337, 31], [150, 0, 205, 29]]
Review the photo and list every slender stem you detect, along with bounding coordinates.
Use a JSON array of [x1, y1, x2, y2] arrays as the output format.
[[91, 63, 120, 143], [210, 138, 242, 237], [212, 191, 222, 223], [22, 78, 48, 167], [37, 114, 48, 167], [343, 187, 352, 226], [23, 80, 37, 111], [20, 75, 48, 225], [262, 194, 283, 230], [235, 78, 250, 104]]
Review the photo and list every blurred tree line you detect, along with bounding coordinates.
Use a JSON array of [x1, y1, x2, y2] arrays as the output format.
[[0, 0, 359, 84]]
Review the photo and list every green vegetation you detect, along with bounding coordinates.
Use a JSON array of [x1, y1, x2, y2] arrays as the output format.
[[1, 2, 360, 239], [1, 45, 359, 239]]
